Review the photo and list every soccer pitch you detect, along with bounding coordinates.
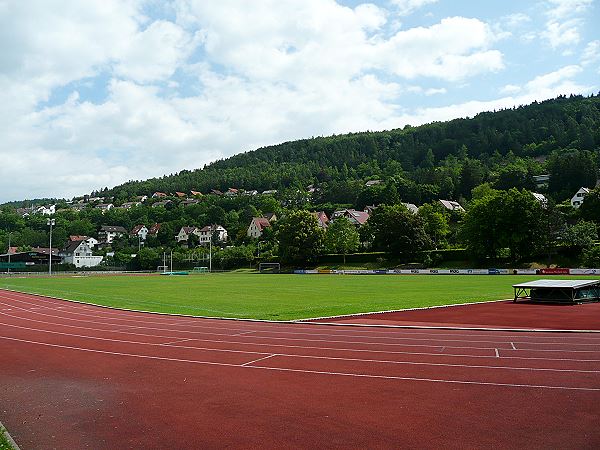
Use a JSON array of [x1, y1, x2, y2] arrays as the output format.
[[0, 273, 580, 321]]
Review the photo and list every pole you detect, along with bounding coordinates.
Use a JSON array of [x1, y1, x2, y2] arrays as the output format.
[[170, 250, 173, 273], [163, 252, 166, 273], [209, 238, 212, 273], [7, 232, 11, 274], [47, 218, 55, 276]]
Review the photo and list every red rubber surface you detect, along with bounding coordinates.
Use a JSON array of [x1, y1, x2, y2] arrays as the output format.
[[317, 300, 600, 330], [0, 290, 599, 449]]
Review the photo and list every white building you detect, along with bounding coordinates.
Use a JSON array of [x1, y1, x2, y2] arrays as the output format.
[[60, 240, 103, 268], [247, 217, 271, 238], [439, 200, 465, 213], [571, 187, 591, 208], [196, 225, 228, 244], [131, 225, 149, 241], [176, 227, 197, 243], [98, 225, 127, 244]]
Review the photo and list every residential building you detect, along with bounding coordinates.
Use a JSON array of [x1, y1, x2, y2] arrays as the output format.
[[365, 179, 382, 187], [69, 235, 99, 249], [261, 189, 277, 195], [225, 188, 239, 197], [60, 240, 103, 268], [531, 192, 548, 207], [152, 200, 172, 208], [533, 174, 550, 189], [175, 192, 186, 198], [402, 203, 419, 214], [311, 211, 329, 228], [98, 225, 127, 244], [571, 187, 591, 208], [247, 217, 271, 238], [331, 209, 370, 226], [95, 203, 113, 213], [264, 212, 277, 222], [190, 190, 202, 197], [120, 201, 140, 209], [176, 227, 197, 243], [152, 192, 167, 198], [148, 223, 161, 238], [131, 225, 149, 241], [196, 225, 228, 245], [439, 200, 465, 213]]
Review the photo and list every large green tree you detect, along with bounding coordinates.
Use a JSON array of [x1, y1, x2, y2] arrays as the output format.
[[362, 204, 431, 257], [323, 217, 360, 263], [461, 189, 544, 261], [277, 210, 324, 264]]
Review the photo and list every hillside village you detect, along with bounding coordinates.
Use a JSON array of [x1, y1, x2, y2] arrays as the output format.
[[1, 178, 599, 271]]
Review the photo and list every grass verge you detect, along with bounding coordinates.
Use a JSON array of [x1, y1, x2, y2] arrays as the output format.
[[0, 273, 589, 321]]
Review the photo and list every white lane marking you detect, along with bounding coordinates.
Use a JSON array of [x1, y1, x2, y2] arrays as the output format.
[[160, 338, 197, 345], [0, 334, 597, 392], [511, 342, 517, 350], [232, 331, 255, 337], [3, 292, 600, 343], [4, 303, 588, 353], [495, 349, 500, 358], [0, 320, 598, 374], [1, 312, 599, 364], [241, 354, 278, 366]]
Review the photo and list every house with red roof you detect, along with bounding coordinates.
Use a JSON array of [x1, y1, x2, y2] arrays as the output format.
[[247, 217, 272, 238]]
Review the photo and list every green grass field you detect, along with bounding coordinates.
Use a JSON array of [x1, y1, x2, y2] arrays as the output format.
[[1, 273, 589, 320]]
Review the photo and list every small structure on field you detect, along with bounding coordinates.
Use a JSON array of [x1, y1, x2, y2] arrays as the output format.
[[513, 279, 600, 304]]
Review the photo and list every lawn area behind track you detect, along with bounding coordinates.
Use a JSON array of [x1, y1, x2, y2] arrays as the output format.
[[0, 273, 592, 321]]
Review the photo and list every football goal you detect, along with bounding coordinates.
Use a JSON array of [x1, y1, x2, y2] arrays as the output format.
[[191, 266, 209, 274], [156, 265, 168, 273], [259, 262, 280, 273]]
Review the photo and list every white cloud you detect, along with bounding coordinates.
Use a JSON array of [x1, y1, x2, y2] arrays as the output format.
[[0, 0, 595, 203], [424, 87, 446, 96], [582, 40, 600, 66], [389, 0, 438, 16], [540, 0, 593, 48], [500, 84, 521, 95], [502, 13, 531, 28]]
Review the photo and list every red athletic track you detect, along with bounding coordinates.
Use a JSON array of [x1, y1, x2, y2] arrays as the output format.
[[0, 290, 599, 449], [317, 300, 600, 330]]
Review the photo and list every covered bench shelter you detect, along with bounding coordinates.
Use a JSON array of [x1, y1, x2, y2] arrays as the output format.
[[513, 279, 600, 304]]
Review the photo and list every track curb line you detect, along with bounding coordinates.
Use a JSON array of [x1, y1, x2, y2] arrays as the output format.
[[0, 420, 20, 450], [1, 288, 598, 334]]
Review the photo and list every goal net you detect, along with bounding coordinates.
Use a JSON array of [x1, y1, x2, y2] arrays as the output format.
[[156, 265, 168, 273], [259, 262, 280, 273], [191, 266, 209, 274]]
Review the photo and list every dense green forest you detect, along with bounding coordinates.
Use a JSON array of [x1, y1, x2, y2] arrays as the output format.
[[95, 93, 600, 205], [1, 94, 600, 269]]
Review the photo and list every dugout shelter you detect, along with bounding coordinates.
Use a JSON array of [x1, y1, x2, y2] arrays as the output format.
[[513, 279, 600, 304]]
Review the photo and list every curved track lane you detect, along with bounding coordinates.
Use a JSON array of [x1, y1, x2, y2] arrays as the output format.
[[0, 290, 599, 449]]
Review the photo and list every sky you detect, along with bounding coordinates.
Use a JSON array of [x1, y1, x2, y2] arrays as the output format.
[[1, 0, 599, 203]]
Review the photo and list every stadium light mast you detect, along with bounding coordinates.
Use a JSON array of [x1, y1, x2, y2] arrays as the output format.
[[47, 218, 55, 276], [7, 232, 11, 274], [209, 237, 212, 273]]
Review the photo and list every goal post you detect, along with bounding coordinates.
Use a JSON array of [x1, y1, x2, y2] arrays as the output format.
[[259, 262, 280, 273], [191, 266, 209, 274], [156, 265, 168, 273]]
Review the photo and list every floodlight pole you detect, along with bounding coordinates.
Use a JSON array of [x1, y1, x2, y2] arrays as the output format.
[[7, 232, 11, 274], [209, 239, 212, 273], [47, 218, 55, 276], [170, 249, 173, 273]]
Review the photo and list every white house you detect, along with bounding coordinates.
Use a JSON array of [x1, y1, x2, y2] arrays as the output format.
[[571, 187, 591, 208], [531, 192, 548, 207], [35, 204, 56, 215], [176, 227, 197, 243], [439, 200, 465, 213], [331, 209, 370, 226], [402, 203, 419, 214], [69, 235, 99, 249], [247, 217, 271, 238], [60, 240, 103, 268], [98, 225, 127, 244], [196, 225, 228, 244], [95, 203, 114, 213], [131, 225, 149, 241]]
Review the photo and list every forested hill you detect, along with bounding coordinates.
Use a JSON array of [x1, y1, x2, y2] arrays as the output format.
[[103, 94, 600, 203]]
